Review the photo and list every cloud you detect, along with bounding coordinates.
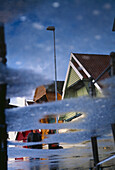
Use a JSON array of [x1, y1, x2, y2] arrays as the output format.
[[33, 23, 44, 30], [29, 64, 43, 73], [35, 65, 44, 73], [20, 16, 27, 22], [93, 10, 100, 15], [52, 2, 60, 8], [94, 35, 101, 40], [45, 46, 52, 52], [16, 61, 22, 65], [76, 15, 83, 20], [36, 43, 45, 48], [103, 3, 111, 10], [83, 38, 89, 42]]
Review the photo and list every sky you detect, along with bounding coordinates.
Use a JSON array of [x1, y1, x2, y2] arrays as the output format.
[[0, 0, 115, 81]]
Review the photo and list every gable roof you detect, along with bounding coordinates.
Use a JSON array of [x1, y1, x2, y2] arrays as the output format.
[[62, 53, 111, 98], [73, 53, 110, 81]]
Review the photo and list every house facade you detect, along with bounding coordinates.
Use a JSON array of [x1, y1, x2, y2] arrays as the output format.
[[61, 53, 111, 122], [62, 53, 110, 99]]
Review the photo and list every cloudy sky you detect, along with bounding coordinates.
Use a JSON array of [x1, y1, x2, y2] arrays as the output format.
[[1, 0, 115, 80]]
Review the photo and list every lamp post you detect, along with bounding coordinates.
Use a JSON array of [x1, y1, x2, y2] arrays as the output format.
[[46, 26, 58, 132], [111, 19, 115, 143], [46, 26, 57, 101]]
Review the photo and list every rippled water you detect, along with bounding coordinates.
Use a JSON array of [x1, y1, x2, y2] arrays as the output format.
[[8, 137, 115, 170], [6, 77, 115, 169]]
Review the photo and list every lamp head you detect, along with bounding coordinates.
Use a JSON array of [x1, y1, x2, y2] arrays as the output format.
[[46, 26, 55, 31]]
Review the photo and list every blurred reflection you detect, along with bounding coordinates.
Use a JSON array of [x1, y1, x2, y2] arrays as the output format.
[[49, 156, 59, 170], [29, 157, 59, 170], [29, 158, 40, 170]]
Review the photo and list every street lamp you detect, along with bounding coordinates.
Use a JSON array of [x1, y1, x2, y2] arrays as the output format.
[[46, 26, 57, 101], [46, 26, 58, 127]]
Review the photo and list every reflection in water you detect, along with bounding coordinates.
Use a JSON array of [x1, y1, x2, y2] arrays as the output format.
[[0, 0, 115, 169], [7, 78, 115, 169], [6, 77, 115, 134], [29, 157, 59, 170], [29, 159, 40, 170], [48, 156, 59, 170], [8, 136, 115, 169]]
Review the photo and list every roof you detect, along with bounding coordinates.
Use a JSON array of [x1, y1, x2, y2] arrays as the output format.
[[34, 85, 46, 102], [73, 53, 110, 81], [34, 81, 64, 102]]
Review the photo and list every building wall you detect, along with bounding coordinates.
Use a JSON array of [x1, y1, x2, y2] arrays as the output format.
[[64, 66, 88, 98], [62, 65, 102, 121], [67, 66, 80, 88], [76, 86, 88, 97]]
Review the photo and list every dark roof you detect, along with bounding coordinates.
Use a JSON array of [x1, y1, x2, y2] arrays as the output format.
[[46, 81, 64, 95], [73, 53, 110, 81]]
